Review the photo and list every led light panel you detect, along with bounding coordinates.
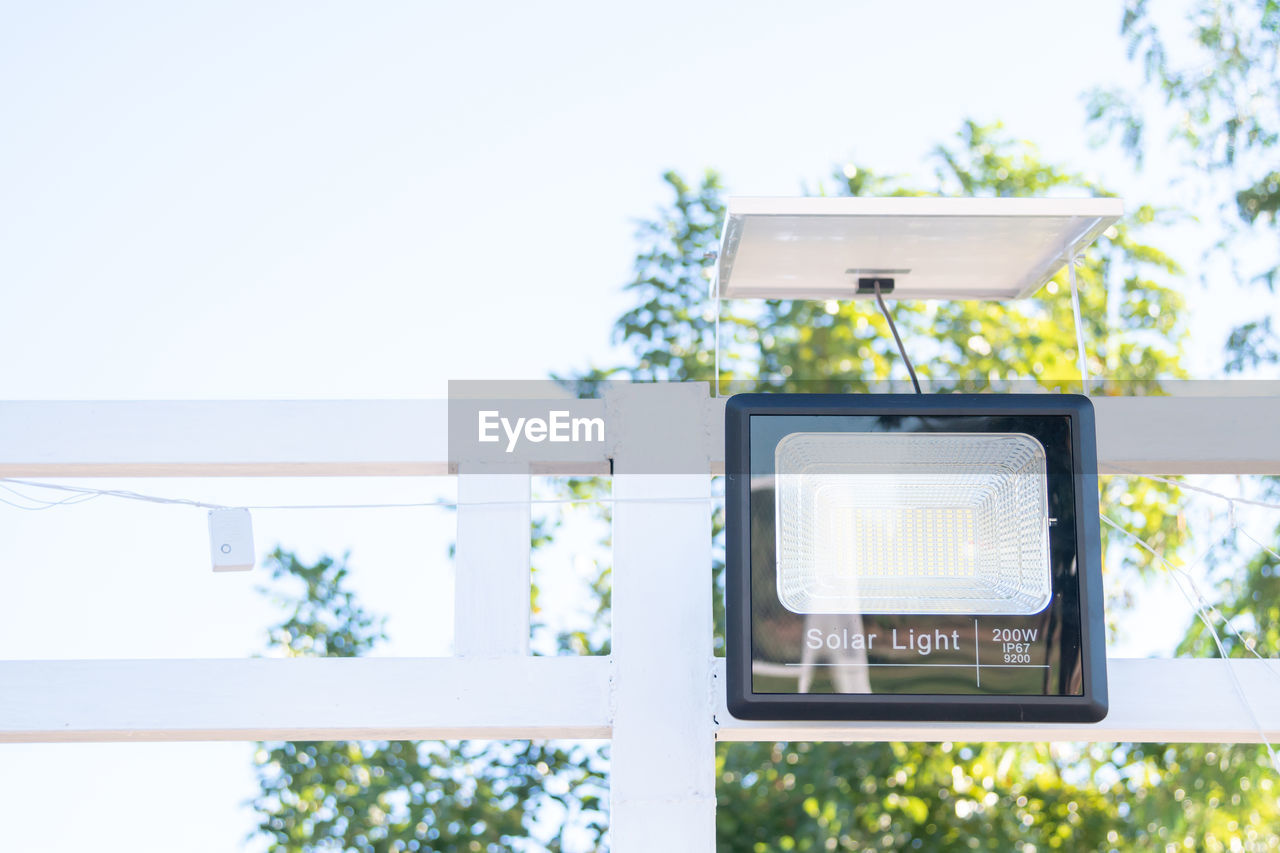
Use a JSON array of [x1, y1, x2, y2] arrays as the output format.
[[774, 432, 1051, 615]]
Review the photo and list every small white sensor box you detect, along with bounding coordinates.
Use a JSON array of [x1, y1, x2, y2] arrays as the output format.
[[208, 507, 254, 572]]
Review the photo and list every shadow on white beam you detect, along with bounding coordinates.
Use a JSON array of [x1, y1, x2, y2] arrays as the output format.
[[712, 658, 1280, 743]]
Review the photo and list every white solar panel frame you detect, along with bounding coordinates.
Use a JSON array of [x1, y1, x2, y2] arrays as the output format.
[[717, 197, 1123, 301]]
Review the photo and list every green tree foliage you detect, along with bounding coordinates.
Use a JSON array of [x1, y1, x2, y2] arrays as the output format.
[[608, 121, 1188, 604], [1087, 0, 1280, 339], [1085, 0, 1280, 695], [586, 122, 1273, 851], [610, 121, 1189, 401], [252, 549, 607, 852], [1089, 0, 1278, 187], [1083, 6, 1280, 844], [252, 119, 1280, 850]]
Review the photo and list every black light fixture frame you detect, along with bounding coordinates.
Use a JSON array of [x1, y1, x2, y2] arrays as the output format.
[[724, 393, 1107, 723]]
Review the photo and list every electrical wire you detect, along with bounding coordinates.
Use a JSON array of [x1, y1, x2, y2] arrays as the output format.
[[0, 482, 101, 510], [872, 279, 922, 394], [1071, 256, 1280, 766], [1101, 515, 1279, 673], [5, 476, 1279, 762], [711, 253, 925, 396], [1102, 514, 1280, 772], [1066, 250, 1091, 395], [1106, 467, 1280, 512], [0, 478, 720, 511], [0, 479, 225, 509], [1238, 524, 1280, 564], [246, 496, 719, 510], [712, 256, 722, 397]]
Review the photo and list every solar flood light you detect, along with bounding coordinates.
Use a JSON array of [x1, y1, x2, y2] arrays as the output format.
[[725, 394, 1107, 723]]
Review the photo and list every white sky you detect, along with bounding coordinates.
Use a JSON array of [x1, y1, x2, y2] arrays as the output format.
[[1, 1, 1276, 850]]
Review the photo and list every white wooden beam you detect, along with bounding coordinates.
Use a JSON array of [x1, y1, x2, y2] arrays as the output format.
[[0, 400, 450, 477], [1091, 396, 1280, 475], [713, 658, 1280, 743], [0, 657, 612, 743], [705, 395, 1280, 476], [5, 656, 1276, 745], [4, 396, 1279, 478], [454, 469, 531, 656]]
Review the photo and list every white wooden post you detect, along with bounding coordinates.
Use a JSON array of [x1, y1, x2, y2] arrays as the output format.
[[608, 384, 716, 851], [454, 466, 531, 657]]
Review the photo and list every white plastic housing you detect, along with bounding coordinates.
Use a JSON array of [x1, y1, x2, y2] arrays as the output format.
[[208, 507, 255, 572], [774, 432, 1051, 615], [717, 196, 1124, 300]]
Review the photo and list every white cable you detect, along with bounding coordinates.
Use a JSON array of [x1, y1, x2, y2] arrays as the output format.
[[0, 479, 226, 509], [1106, 468, 1280, 512], [712, 260, 723, 397], [1238, 524, 1280, 563], [1101, 514, 1280, 677], [247, 496, 720, 510], [0, 494, 93, 511], [1100, 470, 1280, 675], [0, 478, 720, 511], [1066, 249, 1091, 395], [1164, 565, 1280, 772], [5, 478, 1278, 762], [6, 476, 1276, 656], [0, 483, 101, 510], [12, 471, 1277, 512], [1102, 514, 1280, 772]]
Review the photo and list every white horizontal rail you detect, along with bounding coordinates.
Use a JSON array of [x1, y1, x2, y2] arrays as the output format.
[[2, 396, 1278, 477], [1090, 396, 1280, 475], [3, 656, 1277, 744], [713, 658, 1280, 743], [0, 657, 613, 742], [0, 400, 451, 477]]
